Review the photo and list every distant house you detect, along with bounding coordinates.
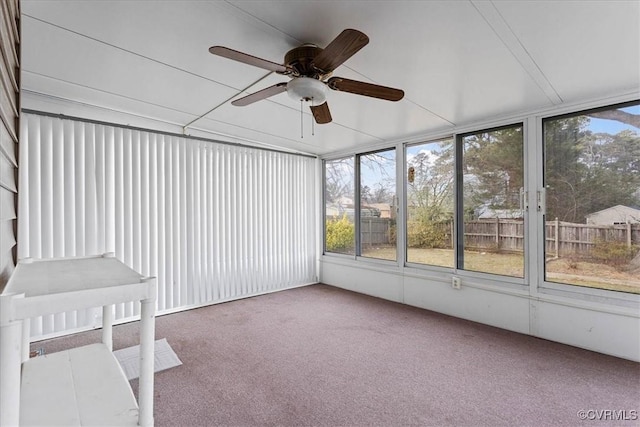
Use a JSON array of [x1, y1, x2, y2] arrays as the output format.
[[586, 205, 640, 225], [326, 203, 386, 219], [367, 203, 393, 219], [360, 205, 381, 218], [325, 203, 354, 219], [478, 207, 523, 220]]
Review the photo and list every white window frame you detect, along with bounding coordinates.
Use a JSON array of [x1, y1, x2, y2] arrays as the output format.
[[321, 96, 640, 309]]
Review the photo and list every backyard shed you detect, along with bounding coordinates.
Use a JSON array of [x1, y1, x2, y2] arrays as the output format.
[[586, 205, 640, 225]]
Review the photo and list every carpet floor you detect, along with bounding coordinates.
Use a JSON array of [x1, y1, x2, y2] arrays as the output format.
[[33, 284, 640, 427]]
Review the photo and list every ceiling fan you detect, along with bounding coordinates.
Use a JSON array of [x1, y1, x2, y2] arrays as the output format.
[[209, 29, 404, 125]]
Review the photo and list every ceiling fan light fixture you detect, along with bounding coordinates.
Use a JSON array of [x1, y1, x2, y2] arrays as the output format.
[[287, 77, 327, 104]]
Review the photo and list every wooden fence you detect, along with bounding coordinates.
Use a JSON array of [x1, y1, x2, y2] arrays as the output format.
[[464, 219, 525, 253], [545, 219, 640, 257], [361, 218, 394, 247], [359, 217, 639, 256]]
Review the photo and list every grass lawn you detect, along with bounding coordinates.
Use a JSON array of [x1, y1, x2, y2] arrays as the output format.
[[361, 246, 640, 294]]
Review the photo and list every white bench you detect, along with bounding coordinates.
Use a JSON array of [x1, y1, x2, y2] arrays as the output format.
[[0, 254, 156, 426]]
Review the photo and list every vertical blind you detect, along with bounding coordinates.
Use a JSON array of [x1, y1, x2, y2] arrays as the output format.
[[19, 113, 317, 339]]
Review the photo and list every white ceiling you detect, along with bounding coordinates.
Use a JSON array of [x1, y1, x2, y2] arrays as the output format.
[[20, 0, 640, 156]]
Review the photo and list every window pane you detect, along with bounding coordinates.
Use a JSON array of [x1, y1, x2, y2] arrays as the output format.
[[325, 157, 355, 255], [406, 138, 455, 267], [543, 103, 640, 294], [461, 125, 525, 278], [360, 149, 396, 261]]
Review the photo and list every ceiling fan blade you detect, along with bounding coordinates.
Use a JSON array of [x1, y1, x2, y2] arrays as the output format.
[[312, 29, 369, 74], [231, 82, 287, 106], [327, 77, 404, 101], [209, 46, 291, 74], [310, 102, 332, 124]]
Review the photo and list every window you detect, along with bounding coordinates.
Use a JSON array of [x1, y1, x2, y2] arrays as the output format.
[[406, 138, 455, 267], [324, 156, 355, 255], [323, 101, 639, 298], [458, 125, 525, 278], [323, 151, 396, 261], [543, 102, 640, 294], [359, 149, 396, 261]]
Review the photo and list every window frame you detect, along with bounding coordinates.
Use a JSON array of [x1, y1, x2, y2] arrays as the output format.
[[404, 137, 456, 271], [455, 122, 527, 283], [537, 100, 640, 305], [355, 147, 398, 263], [321, 97, 640, 307], [322, 155, 356, 258]]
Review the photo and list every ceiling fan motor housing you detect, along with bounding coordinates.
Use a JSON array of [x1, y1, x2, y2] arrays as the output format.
[[284, 44, 324, 76]]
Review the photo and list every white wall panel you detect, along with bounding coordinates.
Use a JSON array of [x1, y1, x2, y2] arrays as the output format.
[[403, 276, 530, 335], [19, 113, 317, 339], [321, 258, 640, 361], [532, 300, 640, 362], [320, 259, 403, 303]]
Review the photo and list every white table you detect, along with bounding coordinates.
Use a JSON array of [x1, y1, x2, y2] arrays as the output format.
[[0, 254, 156, 426]]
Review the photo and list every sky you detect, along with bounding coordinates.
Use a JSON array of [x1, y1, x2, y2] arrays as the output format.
[[360, 150, 395, 191], [587, 105, 639, 134], [406, 140, 446, 160]]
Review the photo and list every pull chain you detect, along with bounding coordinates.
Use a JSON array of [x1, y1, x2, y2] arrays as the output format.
[[300, 99, 303, 139], [311, 97, 315, 136]]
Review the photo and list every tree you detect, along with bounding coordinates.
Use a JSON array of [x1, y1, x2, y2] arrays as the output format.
[[360, 151, 396, 206], [544, 114, 640, 222], [597, 129, 640, 175], [406, 140, 454, 248], [462, 127, 524, 216], [370, 183, 393, 204], [544, 116, 587, 221], [325, 158, 354, 205], [407, 140, 454, 220], [588, 110, 640, 128]]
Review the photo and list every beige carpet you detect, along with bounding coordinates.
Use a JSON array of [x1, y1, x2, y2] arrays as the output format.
[[33, 284, 640, 427]]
